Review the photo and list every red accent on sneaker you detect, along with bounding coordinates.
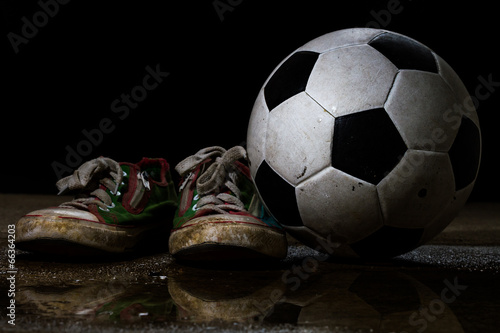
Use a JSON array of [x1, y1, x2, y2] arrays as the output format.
[[136, 157, 171, 186]]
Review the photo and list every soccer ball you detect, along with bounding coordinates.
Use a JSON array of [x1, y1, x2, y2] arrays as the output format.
[[247, 28, 481, 258]]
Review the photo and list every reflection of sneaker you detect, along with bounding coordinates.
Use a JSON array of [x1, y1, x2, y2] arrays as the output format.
[[168, 266, 286, 322], [16, 282, 129, 319], [94, 286, 176, 323], [16, 157, 177, 255], [169, 146, 287, 260], [17, 282, 176, 324]]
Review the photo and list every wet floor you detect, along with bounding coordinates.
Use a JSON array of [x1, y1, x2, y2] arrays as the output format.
[[0, 195, 499, 333]]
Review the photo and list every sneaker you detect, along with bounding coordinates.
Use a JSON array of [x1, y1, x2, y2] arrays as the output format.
[[15, 157, 177, 255], [169, 146, 287, 261]]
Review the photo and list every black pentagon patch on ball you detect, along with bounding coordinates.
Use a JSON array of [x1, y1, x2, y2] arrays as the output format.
[[264, 51, 319, 111], [254, 160, 303, 227], [350, 226, 424, 258], [369, 33, 438, 73], [332, 108, 407, 185], [448, 116, 481, 190]]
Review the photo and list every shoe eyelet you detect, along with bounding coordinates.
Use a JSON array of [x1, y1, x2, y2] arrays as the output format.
[[111, 188, 121, 196], [192, 203, 198, 211], [99, 202, 115, 212]]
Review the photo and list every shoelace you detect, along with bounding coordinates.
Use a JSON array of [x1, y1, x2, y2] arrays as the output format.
[[175, 146, 248, 214], [56, 157, 123, 211]]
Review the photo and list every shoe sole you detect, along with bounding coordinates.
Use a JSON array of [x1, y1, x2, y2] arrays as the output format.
[[15, 215, 169, 256], [169, 216, 288, 261]]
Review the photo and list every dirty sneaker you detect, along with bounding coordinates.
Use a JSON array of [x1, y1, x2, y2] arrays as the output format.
[[16, 157, 177, 255], [169, 146, 287, 261]]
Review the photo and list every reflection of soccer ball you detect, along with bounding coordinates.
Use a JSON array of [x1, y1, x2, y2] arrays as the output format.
[[285, 270, 463, 332], [247, 28, 481, 258]]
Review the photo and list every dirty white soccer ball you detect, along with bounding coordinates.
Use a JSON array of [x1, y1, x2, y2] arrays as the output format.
[[247, 28, 481, 258]]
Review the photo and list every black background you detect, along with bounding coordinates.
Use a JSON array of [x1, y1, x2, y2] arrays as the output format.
[[1, 0, 498, 201]]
